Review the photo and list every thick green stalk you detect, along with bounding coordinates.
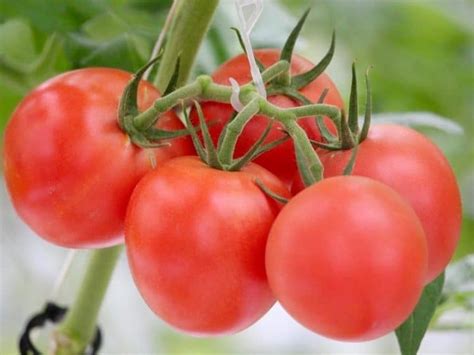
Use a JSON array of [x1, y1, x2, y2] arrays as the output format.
[[134, 80, 204, 130], [218, 99, 260, 166], [285, 103, 341, 121], [261, 61, 290, 83], [284, 118, 324, 183], [154, 0, 219, 91], [53, 246, 122, 354]]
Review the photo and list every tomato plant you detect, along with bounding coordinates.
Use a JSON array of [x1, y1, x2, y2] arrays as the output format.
[[125, 156, 290, 335], [3, 68, 193, 248], [267, 176, 428, 341], [191, 49, 344, 186], [292, 124, 462, 283]]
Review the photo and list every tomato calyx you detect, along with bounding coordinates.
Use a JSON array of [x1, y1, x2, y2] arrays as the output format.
[[118, 56, 191, 148], [231, 8, 336, 94], [182, 99, 288, 172], [310, 65, 373, 151]]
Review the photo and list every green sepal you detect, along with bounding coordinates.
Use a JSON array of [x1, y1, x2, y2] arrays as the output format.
[[339, 109, 355, 149], [194, 100, 220, 168], [118, 55, 161, 130], [128, 135, 170, 148], [230, 27, 265, 72], [342, 141, 359, 175], [283, 87, 337, 144], [291, 30, 335, 90], [229, 121, 273, 171], [396, 273, 445, 355], [310, 139, 341, 151], [163, 56, 180, 96], [315, 88, 338, 143], [281, 87, 312, 104], [317, 87, 329, 103], [143, 126, 192, 141], [316, 116, 338, 143], [182, 103, 207, 163], [255, 179, 289, 204], [280, 8, 311, 63], [359, 67, 372, 142], [348, 62, 359, 134], [294, 139, 318, 187], [0, 32, 63, 78]]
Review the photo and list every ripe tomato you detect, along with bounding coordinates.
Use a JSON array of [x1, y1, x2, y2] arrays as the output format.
[[125, 156, 290, 335], [3, 68, 193, 248], [192, 49, 344, 186], [267, 176, 428, 341], [292, 124, 462, 283]]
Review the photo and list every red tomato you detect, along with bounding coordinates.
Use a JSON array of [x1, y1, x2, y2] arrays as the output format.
[[3, 68, 193, 248], [267, 176, 428, 341], [192, 49, 344, 186], [292, 124, 462, 283], [125, 156, 290, 335]]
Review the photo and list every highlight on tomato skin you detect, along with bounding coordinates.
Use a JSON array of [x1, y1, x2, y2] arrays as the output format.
[[292, 124, 462, 284], [3, 68, 194, 249], [191, 49, 344, 187], [125, 155, 291, 336], [267, 175, 428, 341]]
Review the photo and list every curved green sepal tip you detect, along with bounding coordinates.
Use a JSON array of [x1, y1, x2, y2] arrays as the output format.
[[255, 179, 289, 204], [163, 55, 181, 96], [291, 30, 335, 90], [348, 62, 359, 134], [280, 8, 311, 63], [230, 27, 265, 72], [359, 66, 373, 142], [118, 55, 161, 130]]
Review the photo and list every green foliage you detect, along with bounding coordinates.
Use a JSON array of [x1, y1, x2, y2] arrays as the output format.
[[395, 273, 445, 355], [0, 0, 172, 131]]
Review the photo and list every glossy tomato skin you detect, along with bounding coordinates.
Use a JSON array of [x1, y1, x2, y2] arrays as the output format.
[[293, 124, 462, 283], [4, 68, 193, 248], [267, 176, 428, 341], [125, 156, 290, 335], [192, 49, 344, 186]]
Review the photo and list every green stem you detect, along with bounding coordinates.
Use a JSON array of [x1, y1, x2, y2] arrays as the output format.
[[285, 103, 341, 122], [53, 246, 123, 354], [284, 118, 324, 183], [154, 0, 220, 91], [261, 60, 290, 83], [218, 98, 260, 166], [134, 80, 204, 130]]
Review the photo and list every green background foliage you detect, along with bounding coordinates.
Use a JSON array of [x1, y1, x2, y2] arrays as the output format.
[[1, 0, 472, 353]]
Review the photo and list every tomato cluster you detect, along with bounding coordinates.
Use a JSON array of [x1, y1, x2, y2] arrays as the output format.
[[3, 48, 461, 342]]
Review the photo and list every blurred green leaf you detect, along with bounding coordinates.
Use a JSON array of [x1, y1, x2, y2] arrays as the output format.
[[0, 19, 68, 131], [454, 217, 474, 260], [82, 8, 162, 41], [0, 0, 100, 33], [0, 19, 36, 63], [65, 33, 150, 71]]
